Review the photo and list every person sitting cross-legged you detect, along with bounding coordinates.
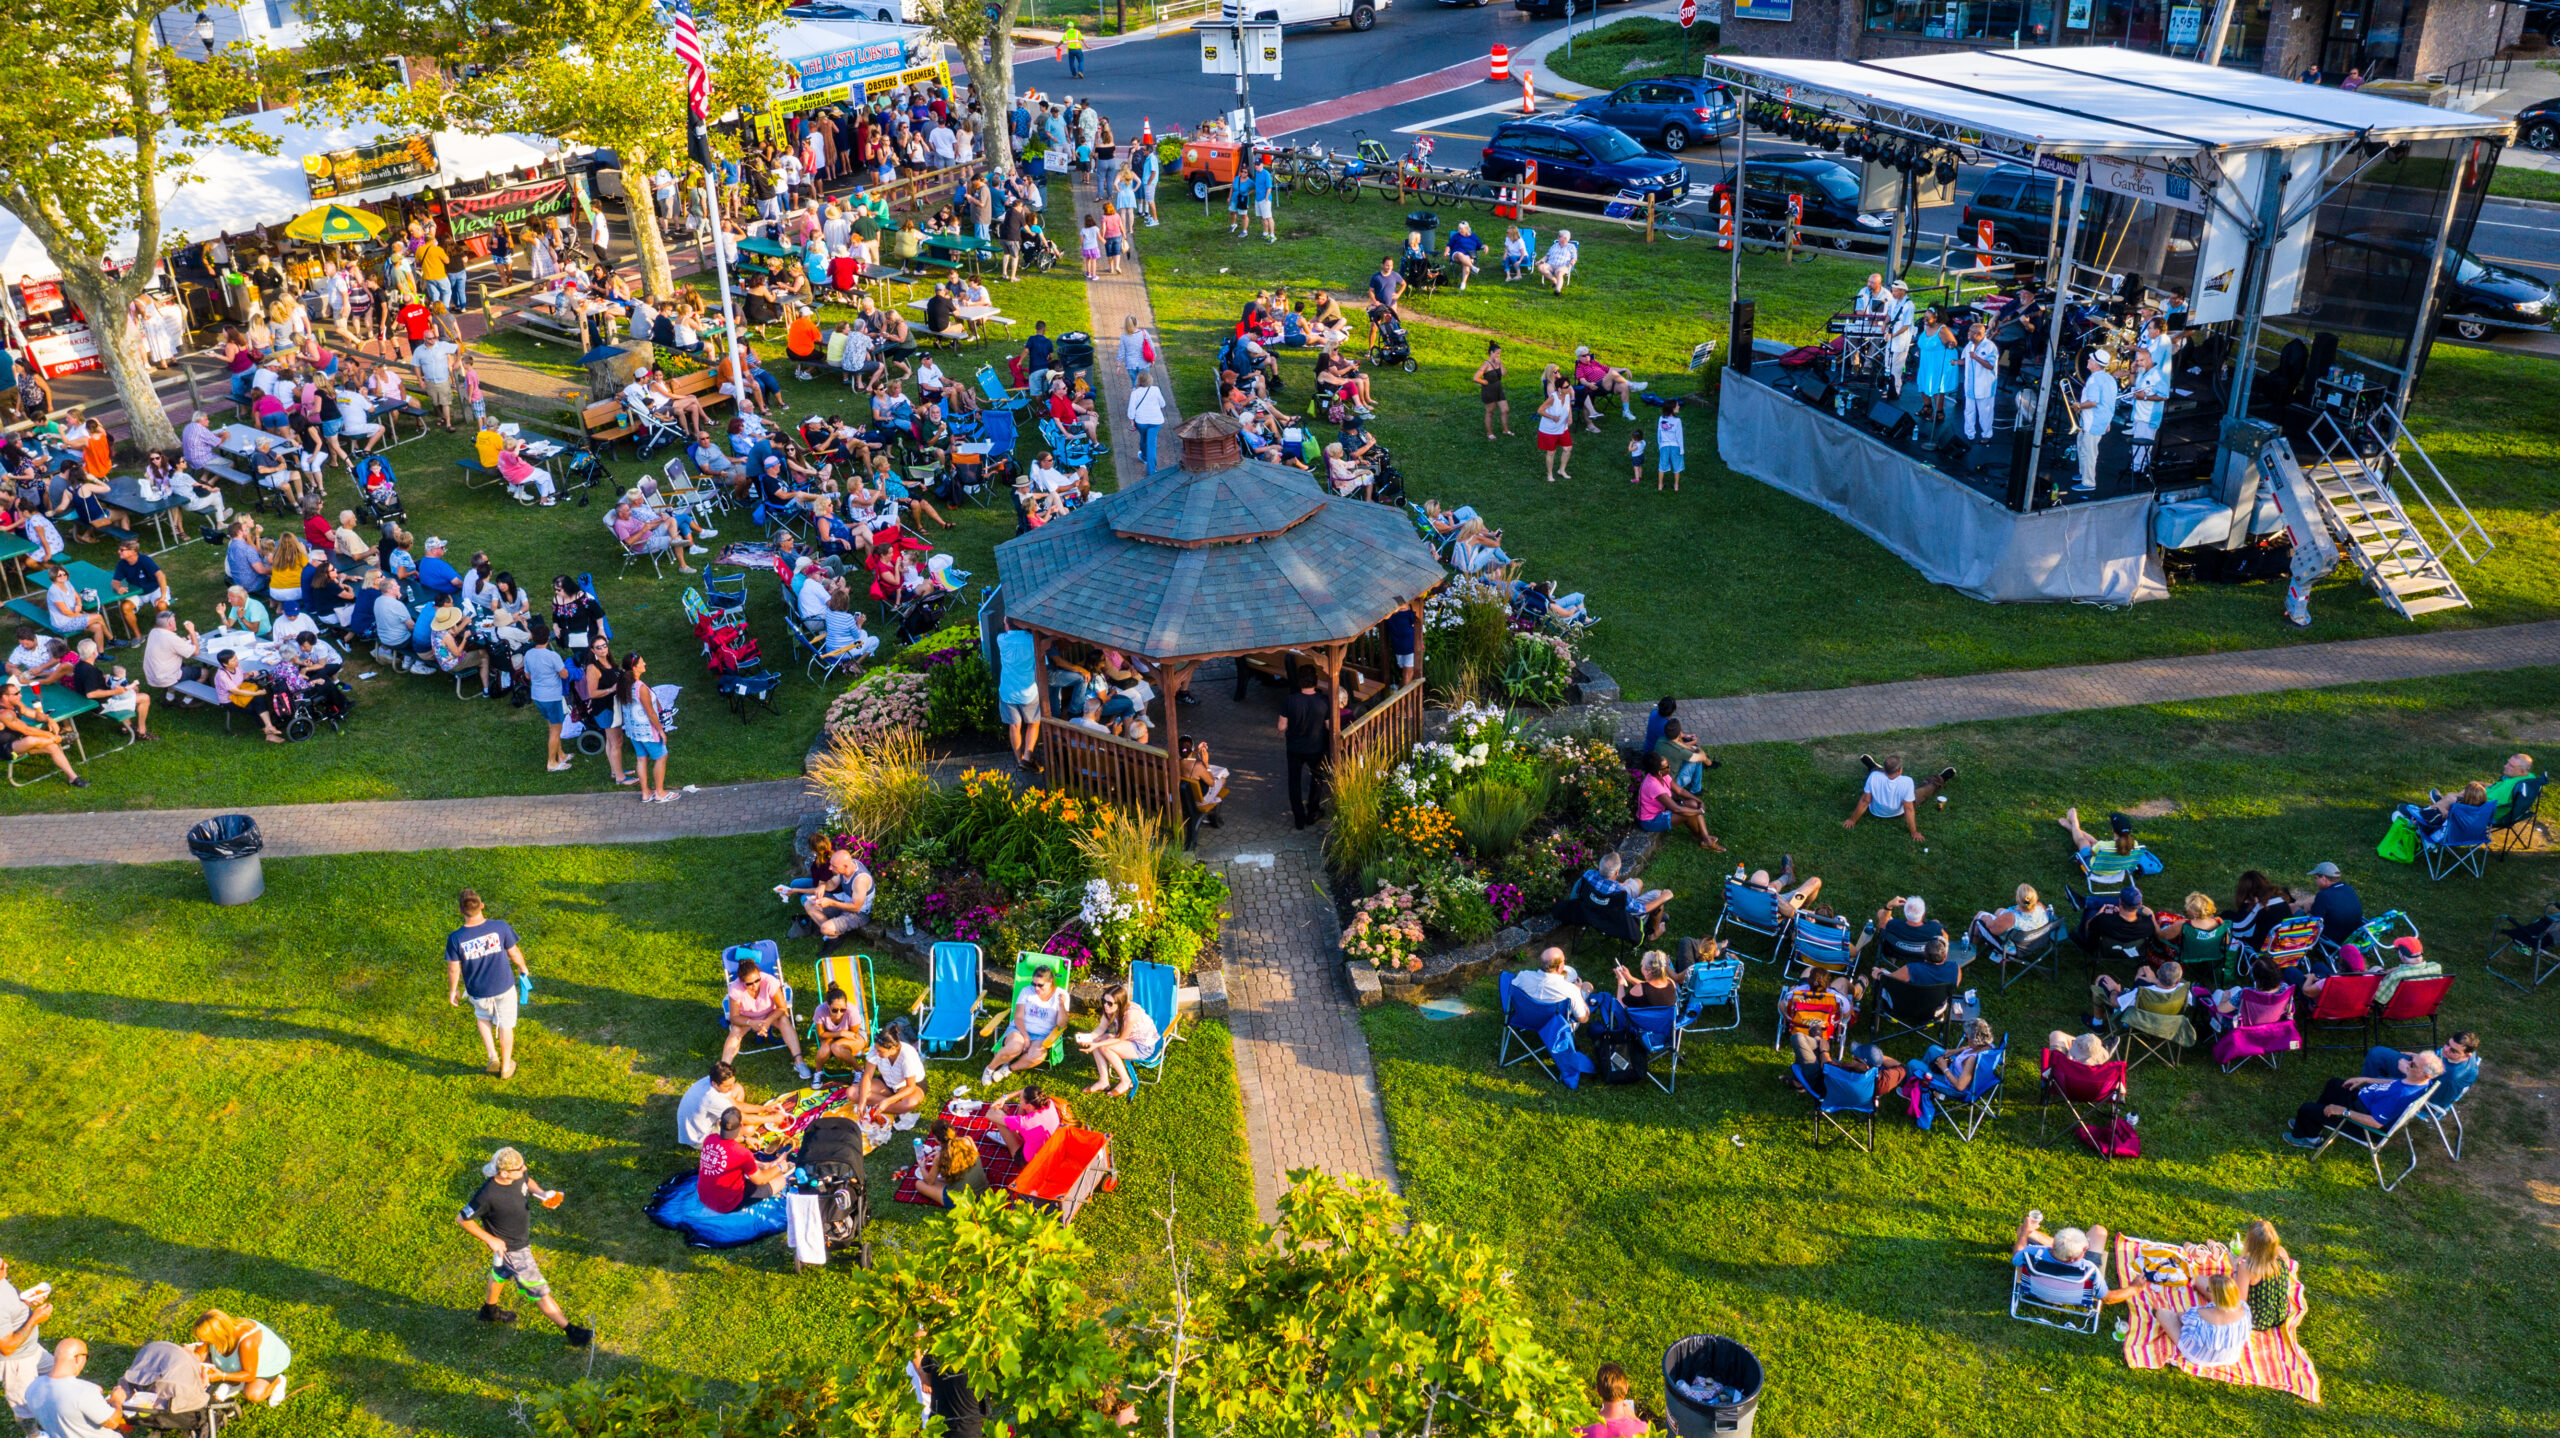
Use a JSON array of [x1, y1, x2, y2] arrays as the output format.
[[1844, 752, 1954, 842], [1634, 752, 1723, 852], [911, 1122, 991, 1209], [791, 846, 874, 953], [855, 1024, 928, 1117], [695, 1105, 792, 1215]]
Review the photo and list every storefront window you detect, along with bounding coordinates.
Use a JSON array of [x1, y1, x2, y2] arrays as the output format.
[[1863, 0, 2052, 44]]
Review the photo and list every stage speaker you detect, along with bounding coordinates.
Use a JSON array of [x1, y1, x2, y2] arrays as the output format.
[[2006, 423, 2039, 511], [1794, 371, 1831, 408], [1729, 299, 1755, 380], [1866, 400, 1915, 443]]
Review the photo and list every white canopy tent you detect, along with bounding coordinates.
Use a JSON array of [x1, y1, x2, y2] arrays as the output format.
[[0, 107, 561, 285]]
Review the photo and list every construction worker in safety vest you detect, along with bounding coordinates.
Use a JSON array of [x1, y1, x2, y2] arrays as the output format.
[[1063, 21, 1086, 78]]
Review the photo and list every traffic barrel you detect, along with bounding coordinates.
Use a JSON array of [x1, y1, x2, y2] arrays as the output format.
[[1490, 45, 1510, 81]]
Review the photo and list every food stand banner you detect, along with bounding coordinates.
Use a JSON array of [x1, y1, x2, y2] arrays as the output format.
[[305, 135, 440, 200], [447, 177, 573, 238], [770, 18, 913, 111], [28, 327, 101, 378]]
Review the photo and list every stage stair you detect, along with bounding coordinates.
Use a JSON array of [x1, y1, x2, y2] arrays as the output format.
[[2280, 404, 2487, 620]]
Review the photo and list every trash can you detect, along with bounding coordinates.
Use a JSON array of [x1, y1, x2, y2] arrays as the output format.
[[186, 814, 265, 906], [1404, 210, 1440, 253], [1662, 1334, 1763, 1438]]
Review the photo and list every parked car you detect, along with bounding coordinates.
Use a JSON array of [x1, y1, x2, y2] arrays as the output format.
[[1480, 116, 1691, 207], [2517, 96, 2560, 152], [1221, 0, 1387, 29], [1567, 77, 1736, 154], [1706, 156, 1891, 251], [1961, 163, 2102, 258], [1515, 0, 1628, 16], [2314, 230, 2557, 341]]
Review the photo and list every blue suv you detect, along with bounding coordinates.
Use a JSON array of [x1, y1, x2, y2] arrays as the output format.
[[1568, 77, 1735, 154], [1479, 116, 1689, 208]]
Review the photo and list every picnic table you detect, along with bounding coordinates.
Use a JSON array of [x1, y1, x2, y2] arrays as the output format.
[[101, 475, 188, 555], [0, 532, 35, 600], [8, 681, 99, 784], [4, 558, 118, 635], [920, 232, 993, 281]]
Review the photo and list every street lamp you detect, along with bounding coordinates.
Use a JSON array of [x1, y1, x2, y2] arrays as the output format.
[[192, 10, 217, 53]]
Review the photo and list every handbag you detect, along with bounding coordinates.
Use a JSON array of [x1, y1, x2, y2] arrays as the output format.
[[1593, 1028, 1647, 1086], [1141, 336, 1156, 364]]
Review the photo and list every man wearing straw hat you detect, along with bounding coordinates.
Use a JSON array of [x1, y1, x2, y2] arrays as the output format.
[[2064, 348, 2119, 495], [456, 1147, 589, 1346]]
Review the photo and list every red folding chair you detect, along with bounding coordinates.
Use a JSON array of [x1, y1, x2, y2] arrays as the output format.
[[2374, 974, 2455, 1046], [2301, 971, 2384, 1049], [2037, 1049, 2129, 1157]]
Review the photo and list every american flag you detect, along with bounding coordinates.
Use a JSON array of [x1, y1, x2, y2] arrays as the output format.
[[668, 0, 711, 118]]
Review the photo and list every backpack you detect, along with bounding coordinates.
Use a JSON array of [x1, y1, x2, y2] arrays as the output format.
[[1590, 1028, 1648, 1086], [2376, 811, 2421, 864], [2074, 1117, 2141, 1158]]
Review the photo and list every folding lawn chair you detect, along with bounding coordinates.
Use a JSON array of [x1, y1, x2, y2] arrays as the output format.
[[2251, 914, 2325, 983], [979, 953, 1073, 1067], [2422, 802, 2494, 880], [2487, 908, 2560, 992], [1782, 912, 1857, 984], [1125, 958, 1187, 1091], [1869, 977, 1956, 1049], [2373, 974, 2453, 1047], [719, 940, 794, 1057], [2010, 1251, 2109, 1334], [975, 364, 1031, 412], [2037, 1047, 2128, 1150], [1676, 956, 1744, 1037], [1497, 970, 1574, 1083], [909, 941, 984, 1061], [2067, 889, 2149, 973], [2114, 984, 2196, 1070], [2489, 773, 2548, 856], [1711, 877, 1793, 967], [2420, 1060, 2478, 1161], [2076, 841, 2156, 898], [2310, 1078, 2442, 1191], [1927, 1033, 2008, 1142], [2332, 908, 2420, 966], [2213, 986, 2300, 1072], [806, 948, 879, 1074], [2300, 972, 2383, 1048], [1987, 916, 2065, 990], [1796, 1062, 1878, 1152], [703, 568, 750, 614], [1623, 1001, 1682, 1094]]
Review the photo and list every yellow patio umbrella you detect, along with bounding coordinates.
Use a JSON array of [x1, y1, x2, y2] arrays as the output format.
[[283, 203, 389, 245]]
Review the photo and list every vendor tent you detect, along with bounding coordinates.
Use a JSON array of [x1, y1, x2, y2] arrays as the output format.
[[768, 18, 917, 110], [0, 107, 559, 284]]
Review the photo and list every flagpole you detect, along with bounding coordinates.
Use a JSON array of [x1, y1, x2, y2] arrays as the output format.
[[692, 115, 747, 407]]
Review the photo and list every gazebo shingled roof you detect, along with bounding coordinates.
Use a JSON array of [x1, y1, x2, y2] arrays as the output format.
[[993, 414, 1445, 661]]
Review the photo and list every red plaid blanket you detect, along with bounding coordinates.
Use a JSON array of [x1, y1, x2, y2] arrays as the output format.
[[890, 1105, 1027, 1206], [2114, 1235, 2320, 1405]]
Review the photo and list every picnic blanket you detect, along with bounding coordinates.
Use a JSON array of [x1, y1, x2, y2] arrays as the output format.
[[645, 1170, 790, 1249], [889, 1103, 1028, 1207], [741, 1083, 859, 1151], [2113, 1234, 2320, 1405]]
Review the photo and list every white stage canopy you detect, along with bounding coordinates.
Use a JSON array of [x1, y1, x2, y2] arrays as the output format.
[[0, 107, 560, 285]]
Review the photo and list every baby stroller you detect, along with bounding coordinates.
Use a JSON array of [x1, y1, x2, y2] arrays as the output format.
[[1368, 315, 1417, 374], [355, 455, 404, 526], [790, 1114, 873, 1270], [1367, 446, 1407, 506], [1020, 222, 1062, 273]]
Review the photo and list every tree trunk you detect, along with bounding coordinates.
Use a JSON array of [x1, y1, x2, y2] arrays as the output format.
[[56, 266, 175, 452], [956, 19, 1019, 175], [624, 159, 679, 300]]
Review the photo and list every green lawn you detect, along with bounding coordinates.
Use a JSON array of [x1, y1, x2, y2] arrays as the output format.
[[0, 836, 1254, 1437], [1365, 669, 2560, 1436], [23, 218, 1102, 814], [2487, 166, 2560, 205], [1138, 186, 2560, 702], [1546, 17, 1719, 92]]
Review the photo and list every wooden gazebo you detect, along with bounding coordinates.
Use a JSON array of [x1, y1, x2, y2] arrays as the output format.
[[992, 413, 1447, 813]]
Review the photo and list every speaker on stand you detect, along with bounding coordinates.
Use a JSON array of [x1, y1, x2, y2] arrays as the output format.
[[2005, 421, 2040, 511], [1729, 299, 1755, 381]]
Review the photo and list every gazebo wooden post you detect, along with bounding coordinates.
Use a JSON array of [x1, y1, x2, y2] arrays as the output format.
[[1322, 640, 1347, 771], [1408, 594, 1427, 693], [1028, 626, 1052, 773], [1155, 657, 1194, 815]]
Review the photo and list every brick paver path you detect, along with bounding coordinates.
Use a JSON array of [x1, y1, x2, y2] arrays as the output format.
[[1609, 620, 2560, 747], [1077, 198, 1181, 491]]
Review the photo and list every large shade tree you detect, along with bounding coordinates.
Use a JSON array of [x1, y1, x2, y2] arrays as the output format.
[[299, 0, 785, 301], [0, 0, 272, 451], [920, 0, 1024, 173]]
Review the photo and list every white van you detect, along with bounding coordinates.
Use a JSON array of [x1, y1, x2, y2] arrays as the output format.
[[1222, 0, 1387, 32]]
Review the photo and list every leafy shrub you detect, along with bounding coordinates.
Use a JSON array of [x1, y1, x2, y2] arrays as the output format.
[[1426, 880, 1496, 944], [921, 649, 998, 736], [1502, 630, 1574, 708], [1323, 746, 1393, 878], [1448, 778, 1539, 861], [824, 669, 931, 742], [1341, 884, 1429, 969]]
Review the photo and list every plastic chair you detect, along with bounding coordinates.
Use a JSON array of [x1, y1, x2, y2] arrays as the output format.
[[2213, 986, 2300, 1072], [1676, 957, 1744, 1036], [1497, 971, 1574, 1083], [2310, 1078, 2441, 1191], [1126, 958, 1186, 1090], [2037, 1048, 2128, 1152], [719, 940, 795, 1057], [1797, 1062, 1878, 1152], [1711, 878, 1793, 966], [2373, 974, 2453, 1047], [911, 941, 984, 1060]]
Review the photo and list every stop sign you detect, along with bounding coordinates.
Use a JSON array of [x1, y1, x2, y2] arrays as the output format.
[[1678, 0, 1697, 26]]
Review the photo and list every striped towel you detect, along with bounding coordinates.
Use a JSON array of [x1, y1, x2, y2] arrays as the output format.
[[2113, 1235, 2321, 1405]]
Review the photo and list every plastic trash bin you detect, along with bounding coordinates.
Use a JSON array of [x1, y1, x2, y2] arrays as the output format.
[[186, 814, 265, 906], [1662, 1333, 1763, 1438], [1405, 210, 1441, 252]]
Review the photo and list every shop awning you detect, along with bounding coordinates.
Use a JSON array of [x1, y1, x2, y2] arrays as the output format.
[[0, 108, 561, 284]]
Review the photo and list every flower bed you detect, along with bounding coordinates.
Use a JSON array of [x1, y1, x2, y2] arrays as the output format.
[[1326, 703, 1634, 973], [821, 623, 1000, 745], [811, 742, 1228, 980], [1422, 576, 1587, 710]]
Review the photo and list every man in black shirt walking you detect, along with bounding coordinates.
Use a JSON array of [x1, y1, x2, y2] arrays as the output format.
[[456, 1146, 588, 1346], [1278, 668, 1332, 830]]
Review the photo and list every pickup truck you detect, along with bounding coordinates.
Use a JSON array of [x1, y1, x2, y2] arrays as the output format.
[[1221, 0, 1387, 31]]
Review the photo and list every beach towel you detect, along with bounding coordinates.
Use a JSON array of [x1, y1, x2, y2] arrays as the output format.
[[645, 1171, 790, 1249], [2113, 1234, 2321, 1405]]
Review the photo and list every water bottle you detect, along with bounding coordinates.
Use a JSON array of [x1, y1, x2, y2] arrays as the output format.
[[1732, 863, 1745, 884], [1963, 987, 1978, 1019]]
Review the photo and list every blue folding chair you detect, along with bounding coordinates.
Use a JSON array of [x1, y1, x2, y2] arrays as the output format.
[[1784, 912, 1857, 983], [1925, 1033, 2009, 1142], [1624, 1002, 1682, 1094], [912, 941, 984, 1060], [1798, 1062, 1878, 1152], [2422, 803, 2494, 880], [703, 568, 750, 614], [1712, 877, 1793, 966], [1497, 971, 1573, 1081], [974, 364, 1032, 412], [1677, 956, 1744, 1036], [1126, 958, 1186, 1091], [719, 940, 794, 1057]]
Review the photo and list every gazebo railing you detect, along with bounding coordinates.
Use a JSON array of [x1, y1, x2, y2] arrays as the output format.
[[1337, 679, 1426, 777], [1041, 722, 1179, 813]]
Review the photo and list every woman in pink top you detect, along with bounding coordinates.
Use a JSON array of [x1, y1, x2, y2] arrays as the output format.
[[720, 953, 811, 1078], [1633, 753, 1722, 851], [1574, 1362, 1647, 1437], [991, 1083, 1061, 1162]]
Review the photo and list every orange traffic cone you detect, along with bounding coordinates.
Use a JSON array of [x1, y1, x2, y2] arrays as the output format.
[[1141, 117, 1154, 149], [1519, 68, 1536, 114]]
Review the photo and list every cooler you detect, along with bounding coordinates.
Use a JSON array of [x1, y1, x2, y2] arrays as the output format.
[[1009, 1127, 1115, 1224]]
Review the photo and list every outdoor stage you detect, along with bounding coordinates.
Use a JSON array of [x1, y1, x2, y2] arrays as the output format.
[[1717, 365, 2169, 605]]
